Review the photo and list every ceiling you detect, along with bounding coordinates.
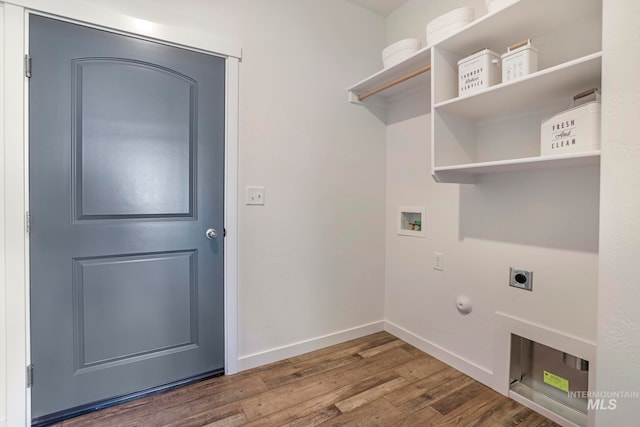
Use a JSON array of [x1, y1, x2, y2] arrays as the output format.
[[347, 0, 410, 17]]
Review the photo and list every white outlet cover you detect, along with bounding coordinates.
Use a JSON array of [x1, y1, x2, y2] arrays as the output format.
[[246, 186, 265, 205]]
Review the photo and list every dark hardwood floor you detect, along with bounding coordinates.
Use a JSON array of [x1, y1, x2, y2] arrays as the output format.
[[53, 332, 559, 426]]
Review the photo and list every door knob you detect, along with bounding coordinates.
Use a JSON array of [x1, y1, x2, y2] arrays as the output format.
[[206, 228, 218, 240]]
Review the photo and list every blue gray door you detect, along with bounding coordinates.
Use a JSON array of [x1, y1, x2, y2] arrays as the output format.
[[29, 15, 225, 422]]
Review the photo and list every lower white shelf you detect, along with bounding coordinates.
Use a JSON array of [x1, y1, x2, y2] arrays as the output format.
[[433, 151, 600, 184]]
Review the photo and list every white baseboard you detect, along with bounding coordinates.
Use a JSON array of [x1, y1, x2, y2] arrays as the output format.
[[237, 320, 385, 372], [384, 320, 494, 387]]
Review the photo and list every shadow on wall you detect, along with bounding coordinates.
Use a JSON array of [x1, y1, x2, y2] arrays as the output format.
[[458, 165, 600, 253]]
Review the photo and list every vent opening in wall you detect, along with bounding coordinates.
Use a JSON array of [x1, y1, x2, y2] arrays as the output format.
[[398, 207, 426, 237], [509, 334, 588, 426]]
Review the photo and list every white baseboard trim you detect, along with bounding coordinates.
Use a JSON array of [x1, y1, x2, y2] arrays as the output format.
[[384, 320, 494, 387], [237, 320, 385, 372]]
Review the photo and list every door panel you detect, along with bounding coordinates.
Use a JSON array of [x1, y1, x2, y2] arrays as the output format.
[[29, 15, 225, 420], [74, 59, 196, 218]]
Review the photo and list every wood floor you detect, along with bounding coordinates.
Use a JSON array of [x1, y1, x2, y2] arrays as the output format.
[[53, 332, 559, 426]]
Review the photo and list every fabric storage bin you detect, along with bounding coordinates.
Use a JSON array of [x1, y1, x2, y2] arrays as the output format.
[[426, 7, 474, 46], [382, 38, 420, 68], [458, 48, 500, 96], [540, 89, 601, 156], [501, 39, 538, 83]]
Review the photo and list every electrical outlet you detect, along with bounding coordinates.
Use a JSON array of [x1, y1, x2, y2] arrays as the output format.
[[246, 186, 265, 205], [433, 252, 444, 271]]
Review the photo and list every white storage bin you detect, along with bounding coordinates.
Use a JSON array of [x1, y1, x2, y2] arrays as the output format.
[[501, 39, 538, 83], [458, 48, 500, 96], [486, 0, 518, 14], [382, 38, 421, 68], [541, 89, 601, 156], [426, 7, 474, 46]]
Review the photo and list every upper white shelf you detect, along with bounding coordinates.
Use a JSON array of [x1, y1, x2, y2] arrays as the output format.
[[347, 46, 431, 104], [436, 0, 602, 55], [434, 52, 602, 120]]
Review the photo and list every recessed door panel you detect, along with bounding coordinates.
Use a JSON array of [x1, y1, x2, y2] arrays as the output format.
[[73, 59, 196, 219], [74, 251, 197, 370]]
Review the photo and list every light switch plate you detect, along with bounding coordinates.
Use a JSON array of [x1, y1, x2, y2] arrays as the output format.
[[434, 252, 444, 271], [245, 186, 265, 205]]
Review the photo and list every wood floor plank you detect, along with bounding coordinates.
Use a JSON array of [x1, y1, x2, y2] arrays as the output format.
[[258, 333, 398, 389], [242, 370, 403, 427], [393, 354, 449, 382], [60, 332, 560, 427], [385, 365, 471, 410], [241, 346, 413, 420], [394, 404, 443, 426], [357, 339, 405, 358], [202, 411, 248, 427], [432, 388, 508, 426], [261, 353, 363, 389], [335, 376, 408, 412], [280, 405, 341, 427], [484, 399, 541, 427], [286, 332, 394, 364], [430, 381, 490, 415], [316, 397, 404, 427], [161, 402, 246, 427]]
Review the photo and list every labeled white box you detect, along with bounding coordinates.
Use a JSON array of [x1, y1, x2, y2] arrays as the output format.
[[501, 40, 538, 83], [541, 89, 601, 156], [458, 48, 500, 96]]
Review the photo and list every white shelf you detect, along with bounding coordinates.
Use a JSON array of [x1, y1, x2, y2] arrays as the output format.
[[348, 46, 431, 104], [436, 0, 602, 56], [434, 53, 602, 121], [433, 151, 600, 183]]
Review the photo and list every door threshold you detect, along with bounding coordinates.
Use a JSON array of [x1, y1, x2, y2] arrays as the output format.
[[32, 368, 225, 427]]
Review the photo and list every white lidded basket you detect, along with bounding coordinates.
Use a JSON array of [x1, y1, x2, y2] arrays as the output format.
[[540, 88, 601, 156], [382, 38, 421, 68], [458, 48, 500, 96], [426, 7, 474, 46]]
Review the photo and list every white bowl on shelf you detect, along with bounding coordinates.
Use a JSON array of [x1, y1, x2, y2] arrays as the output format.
[[382, 38, 421, 68], [426, 7, 475, 46]]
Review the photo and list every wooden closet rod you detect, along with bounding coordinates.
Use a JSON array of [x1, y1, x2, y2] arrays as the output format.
[[357, 64, 432, 102]]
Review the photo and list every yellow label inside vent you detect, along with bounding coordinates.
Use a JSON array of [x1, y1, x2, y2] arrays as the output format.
[[543, 370, 569, 392]]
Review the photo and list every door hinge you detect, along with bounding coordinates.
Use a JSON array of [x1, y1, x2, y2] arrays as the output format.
[[24, 54, 32, 78], [26, 211, 31, 234], [26, 365, 33, 388], [224, 228, 226, 238]]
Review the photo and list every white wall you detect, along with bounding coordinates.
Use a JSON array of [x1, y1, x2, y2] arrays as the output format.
[[384, 0, 600, 391], [596, 0, 640, 424]]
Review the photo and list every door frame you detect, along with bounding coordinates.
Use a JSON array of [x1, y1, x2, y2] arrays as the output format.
[[1, 2, 241, 425]]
